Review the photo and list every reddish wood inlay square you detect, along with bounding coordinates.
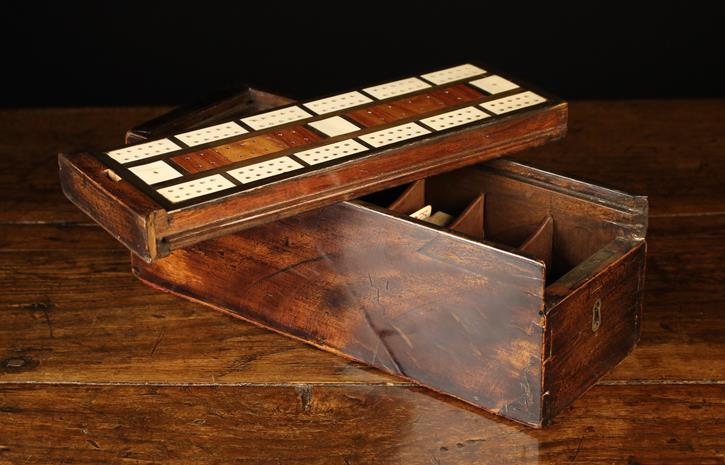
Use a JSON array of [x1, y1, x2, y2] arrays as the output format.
[[170, 149, 231, 174], [271, 126, 323, 147], [429, 84, 483, 105], [394, 93, 448, 114], [346, 103, 418, 127]]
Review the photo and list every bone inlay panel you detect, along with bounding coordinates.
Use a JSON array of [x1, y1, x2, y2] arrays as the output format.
[[420, 64, 486, 85], [363, 77, 431, 100], [175, 122, 248, 147], [480, 91, 547, 115], [295, 140, 369, 165], [158, 175, 235, 202], [358, 122, 431, 148], [420, 106, 490, 131], [128, 161, 182, 184], [107, 139, 181, 164], [308, 116, 360, 137], [470, 75, 519, 95], [227, 156, 305, 184], [241, 106, 313, 130], [304, 91, 373, 115]]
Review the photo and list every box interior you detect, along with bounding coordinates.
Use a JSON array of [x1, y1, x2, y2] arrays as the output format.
[[360, 164, 634, 290]]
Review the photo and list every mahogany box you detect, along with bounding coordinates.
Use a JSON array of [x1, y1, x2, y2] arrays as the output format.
[[58, 64, 647, 427]]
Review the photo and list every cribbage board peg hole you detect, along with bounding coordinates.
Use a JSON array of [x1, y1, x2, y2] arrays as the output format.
[[592, 298, 602, 333]]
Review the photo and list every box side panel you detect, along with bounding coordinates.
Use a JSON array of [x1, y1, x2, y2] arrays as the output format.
[[542, 240, 646, 422], [58, 152, 162, 261], [133, 202, 547, 426]]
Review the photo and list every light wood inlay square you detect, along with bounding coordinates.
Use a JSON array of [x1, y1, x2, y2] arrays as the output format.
[[214, 135, 290, 163]]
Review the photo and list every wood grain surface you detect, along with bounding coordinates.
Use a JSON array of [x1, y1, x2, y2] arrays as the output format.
[[1, 101, 724, 463]]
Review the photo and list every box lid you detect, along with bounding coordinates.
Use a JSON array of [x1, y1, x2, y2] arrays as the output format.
[[59, 63, 567, 262]]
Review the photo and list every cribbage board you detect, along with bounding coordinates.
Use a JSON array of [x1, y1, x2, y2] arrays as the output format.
[[60, 63, 567, 261], [97, 64, 554, 210]]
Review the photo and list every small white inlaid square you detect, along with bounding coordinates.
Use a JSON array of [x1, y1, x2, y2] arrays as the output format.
[[363, 77, 431, 100], [358, 122, 431, 148], [158, 175, 235, 203], [295, 139, 368, 165], [175, 122, 247, 147], [241, 106, 313, 130], [469, 75, 519, 94], [304, 91, 373, 115], [227, 156, 305, 184], [106, 139, 181, 164], [480, 91, 547, 115], [420, 64, 486, 85], [307, 116, 360, 137], [128, 160, 183, 185], [420, 106, 490, 131]]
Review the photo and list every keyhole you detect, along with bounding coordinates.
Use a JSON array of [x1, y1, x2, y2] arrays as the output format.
[[592, 298, 602, 333]]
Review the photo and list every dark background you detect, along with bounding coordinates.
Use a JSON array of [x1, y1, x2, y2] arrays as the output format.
[[2, 3, 723, 106]]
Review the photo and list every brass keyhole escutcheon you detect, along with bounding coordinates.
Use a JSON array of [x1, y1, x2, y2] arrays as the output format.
[[592, 298, 602, 333]]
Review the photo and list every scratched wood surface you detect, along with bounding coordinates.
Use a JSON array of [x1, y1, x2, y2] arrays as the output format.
[[1, 101, 724, 464]]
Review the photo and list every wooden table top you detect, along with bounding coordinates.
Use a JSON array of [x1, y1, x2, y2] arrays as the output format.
[[1, 101, 724, 464]]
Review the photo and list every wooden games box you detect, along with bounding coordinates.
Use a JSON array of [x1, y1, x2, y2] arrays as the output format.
[[58, 64, 647, 427]]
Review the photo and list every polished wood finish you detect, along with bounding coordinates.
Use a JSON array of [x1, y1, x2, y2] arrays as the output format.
[[1, 384, 723, 465], [1, 101, 723, 461]]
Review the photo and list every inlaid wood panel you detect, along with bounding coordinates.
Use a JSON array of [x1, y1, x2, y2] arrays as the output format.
[[346, 101, 420, 127], [213, 134, 290, 163], [170, 149, 231, 174], [270, 125, 322, 147], [430, 84, 484, 105], [395, 92, 449, 114]]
